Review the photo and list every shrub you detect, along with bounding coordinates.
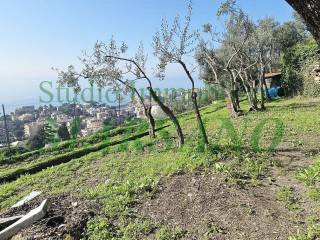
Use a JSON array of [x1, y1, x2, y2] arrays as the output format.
[[281, 39, 320, 97], [302, 56, 320, 97]]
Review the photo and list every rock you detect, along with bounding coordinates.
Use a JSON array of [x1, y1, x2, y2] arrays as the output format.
[[11, 191, 42, 209], [0, 216, 24, 231], [0, 199, 49, 240]]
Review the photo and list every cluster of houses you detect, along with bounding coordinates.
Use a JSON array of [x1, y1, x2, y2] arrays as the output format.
[[0, 99, 166, 148]]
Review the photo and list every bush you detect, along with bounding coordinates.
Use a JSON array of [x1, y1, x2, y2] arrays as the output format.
[[281, 39, 320, 96], [302, 56, 320, 97]]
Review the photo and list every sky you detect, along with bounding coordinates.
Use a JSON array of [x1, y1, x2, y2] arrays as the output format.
[[0, 0, 294, 110]]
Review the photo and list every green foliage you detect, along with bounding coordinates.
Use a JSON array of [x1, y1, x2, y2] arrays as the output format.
[[155, 226, 187, 240], [70, 117, 81, 139], [297, 160, 320, 185], [86, 218, 115, 240], [276, 187, 297, 209], [158, 129, 174, 150], [129, 139, 144, 153], [1, 97, 320, 239], [215, 118, 244, 148], [251, 118, 284, 152], [281, 39, 320, 96], [114, 142, 129, 153], [215, 156, 266, 183], [306, 188, 320, 201], [137, 120, 149, 133], [27, 130, 45, 150], [301, 56, 320, 97], [57, 123, 70, 141], [289, 223, 320, 240], [100, 148, 110, 157]]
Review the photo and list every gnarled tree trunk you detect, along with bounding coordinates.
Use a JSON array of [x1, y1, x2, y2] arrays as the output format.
[[191, 91, 209, 144], [179, 60, 209, 145], [145, 106, 156, 138], [285, 0, 320, 44], [148, 87, 185, 147]]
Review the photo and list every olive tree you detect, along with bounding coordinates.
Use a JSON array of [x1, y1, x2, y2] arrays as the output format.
[[56, 38, 185, 146], [198, 4, 252, 117], [153, 1, 208, 144], [56, 40, 156, 138]]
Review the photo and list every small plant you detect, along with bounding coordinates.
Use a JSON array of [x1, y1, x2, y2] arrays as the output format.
[[86, 217, 115, 239], [288, 223, 320, 240], [101, 148, 110, 157], [137, 121, 149, 133], [155, 226, 187, 240], [306, 188, 320, 200], [297, 160, 320, 185], [115, 142, 129, 152], [276, 187, 297, 209], [204, 223, 225, 239], [158, 130, 173, 149], [129, 139, 144, 153], [244, 158, 265, 180]]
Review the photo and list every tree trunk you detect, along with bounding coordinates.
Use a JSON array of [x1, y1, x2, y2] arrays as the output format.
[[250, 85, 259, 111], [263, 77, 271, 100], [191, 91, 209, 145], [260, 70, 266, 110], [285, 0, 320, 44], [252, 77, 259, 110], [148, 87, 184, 147], [179, 60, 209, 145], [145, 106, 156, 138], [226, 90, 240, 117], [240, 72, 258, 111]]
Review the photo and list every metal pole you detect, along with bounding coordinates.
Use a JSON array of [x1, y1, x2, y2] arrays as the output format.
[[2, 104, 11, 152]]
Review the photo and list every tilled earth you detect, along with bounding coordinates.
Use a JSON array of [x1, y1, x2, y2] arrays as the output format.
[[0, 194, 99, 240], [138, 170, 305, 240]]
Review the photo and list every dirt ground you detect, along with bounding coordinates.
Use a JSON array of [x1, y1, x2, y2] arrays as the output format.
[[138, 170, 305, 240], [0, 194, 99, 240]]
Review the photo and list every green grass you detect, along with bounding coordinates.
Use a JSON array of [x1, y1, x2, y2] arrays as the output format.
[[297, 159, 320, 185], [0, 97, 320, 239]]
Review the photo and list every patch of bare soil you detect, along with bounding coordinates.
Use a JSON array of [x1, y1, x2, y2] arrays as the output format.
[[1, 194, 99, 240], [138, 170, 304, 240]]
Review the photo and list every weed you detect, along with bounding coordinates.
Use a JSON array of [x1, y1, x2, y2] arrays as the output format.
[[155, 226, 187, 240], [276, 187, 297, 209], [297, 160, 320, 185], [101, 148, 110, 157], [288, 223, 320, 240], [129, 139, 144, 153], [306, 188, 320, 200], [204, 223, 225, 238]]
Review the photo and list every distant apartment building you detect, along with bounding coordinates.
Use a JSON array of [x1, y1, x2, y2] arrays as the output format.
[[17, 113, 35, 122], [86, 118, 104, 131], [97, 112, 108, 121], [56, 114, 71, 123]]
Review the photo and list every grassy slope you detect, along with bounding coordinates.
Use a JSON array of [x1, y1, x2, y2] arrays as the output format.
[[0, 97, 320, 239]]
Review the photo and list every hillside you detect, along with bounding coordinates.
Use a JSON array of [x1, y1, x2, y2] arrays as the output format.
[[1, 97, 320, 239]]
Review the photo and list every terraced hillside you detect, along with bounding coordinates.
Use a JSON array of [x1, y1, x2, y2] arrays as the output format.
[[1, 97, 320, 240]]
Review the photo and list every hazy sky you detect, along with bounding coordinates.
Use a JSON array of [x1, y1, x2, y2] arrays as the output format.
[[0, 0, 294, 107]]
